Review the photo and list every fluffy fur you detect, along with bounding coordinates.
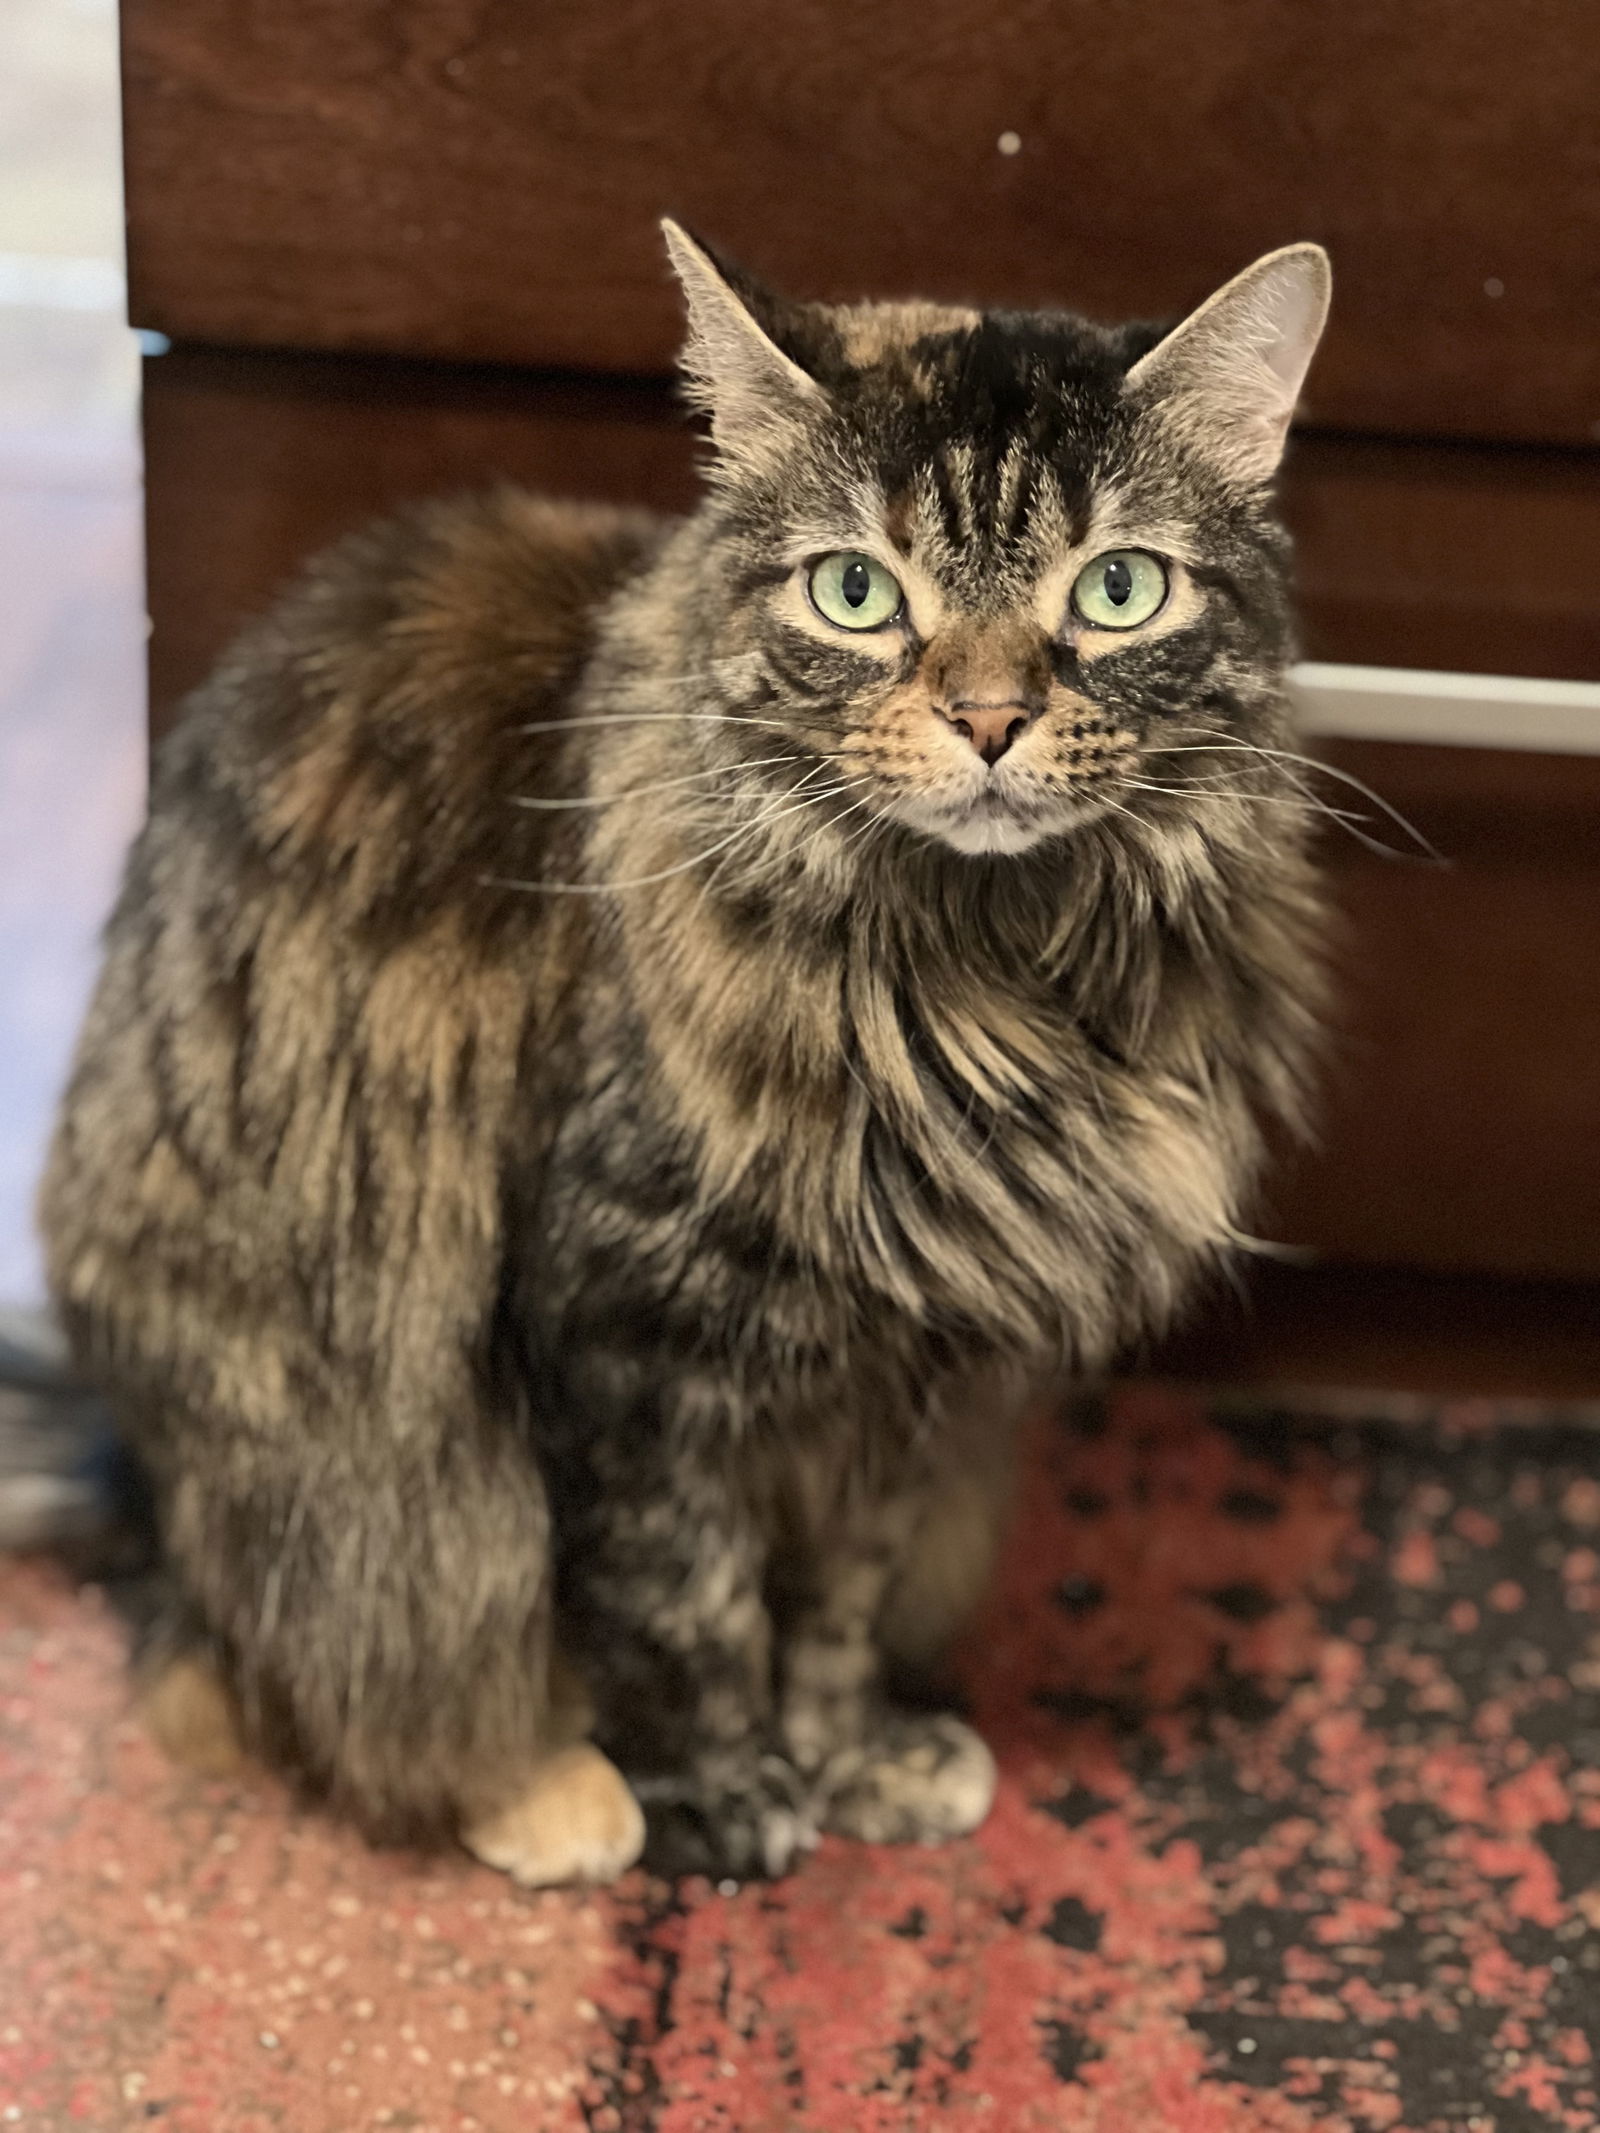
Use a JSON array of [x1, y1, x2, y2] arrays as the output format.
[[39, 226, 1331, 1879]]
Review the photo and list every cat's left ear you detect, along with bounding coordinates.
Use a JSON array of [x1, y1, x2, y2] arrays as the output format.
[[661, 219, 826, 472], [1123, 245, 1331, 487]]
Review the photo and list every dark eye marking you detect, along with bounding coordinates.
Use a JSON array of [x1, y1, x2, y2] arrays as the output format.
[[760, 645, 838, 702], [733, 561, 797, 598]]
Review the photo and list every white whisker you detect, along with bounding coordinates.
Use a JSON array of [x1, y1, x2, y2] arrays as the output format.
[[1087, 791, 1150, 836], [509, 753, 810, 810], [515, 712, 804, 737], [837, 799, 895, 853], [1144, 732, 1444, 863], [1118, 778, 1369, 826], [488, 766, 870, 896], [697, 776, 877, 899], [771, 790, 882, 879], [1126, 766, 1415, 861]]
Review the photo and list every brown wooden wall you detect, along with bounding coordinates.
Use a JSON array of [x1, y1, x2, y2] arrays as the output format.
[[143, 351, 1600, 720], [124, 0, 1600, 445], [125, 4, 1600, 1298]]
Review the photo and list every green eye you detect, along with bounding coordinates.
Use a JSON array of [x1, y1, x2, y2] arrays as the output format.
[[808, 552, 904, 631], [1072, 549, 1169, 630]]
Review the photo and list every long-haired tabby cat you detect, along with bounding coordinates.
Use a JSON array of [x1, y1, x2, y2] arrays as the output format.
[[40, 222, 1331, 1884]]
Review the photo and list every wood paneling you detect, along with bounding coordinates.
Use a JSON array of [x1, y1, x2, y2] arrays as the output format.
[[142, 348, 698, 725], [1283, 435, 1600, 683], [123, 0, 1600, 446], [141, 346, 1600, 1283], [1265, 741, 1600, 1282], [142, 350, 1600, 725]]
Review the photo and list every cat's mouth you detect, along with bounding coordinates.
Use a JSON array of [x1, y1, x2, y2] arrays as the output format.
[[888, 764, 1141, 857], [893, 780, 1060, 857]]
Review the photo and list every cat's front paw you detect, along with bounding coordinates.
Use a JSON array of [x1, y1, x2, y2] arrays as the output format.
[[637, 1755, 818, 1882], [816, 1711, 996, 1846]]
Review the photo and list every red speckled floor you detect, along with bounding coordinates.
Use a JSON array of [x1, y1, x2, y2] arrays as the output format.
[[6, 1383, 1600, 2132]]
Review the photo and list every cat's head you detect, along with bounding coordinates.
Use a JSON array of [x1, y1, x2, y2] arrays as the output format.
[[660, 220, 1329, 859]]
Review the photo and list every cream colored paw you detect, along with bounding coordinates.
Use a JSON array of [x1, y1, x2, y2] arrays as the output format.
[[463, 1744, 645, 1887]]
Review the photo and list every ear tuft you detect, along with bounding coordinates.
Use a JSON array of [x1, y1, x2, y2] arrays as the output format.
[[660, 218, 824, 472], [1124, 245, 1331, 487]]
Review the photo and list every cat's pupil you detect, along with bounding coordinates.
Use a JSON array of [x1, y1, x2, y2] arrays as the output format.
[[1103, 558, 1133, 607], [841, 559, 871, 609]]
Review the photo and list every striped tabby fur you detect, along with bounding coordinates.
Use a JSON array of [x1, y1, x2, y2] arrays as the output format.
[[39, 225, 1332, 1880]]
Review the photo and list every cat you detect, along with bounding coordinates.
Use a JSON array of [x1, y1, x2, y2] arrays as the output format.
[[38, 221, 1331, 1884]]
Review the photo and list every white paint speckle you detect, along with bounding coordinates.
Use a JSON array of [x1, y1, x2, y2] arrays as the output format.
[[259, 2031, 280, 2050], [1484, 276, 1505, 298], [1238, 2036, 1258, 2054], [997, 130, 1022, 157]]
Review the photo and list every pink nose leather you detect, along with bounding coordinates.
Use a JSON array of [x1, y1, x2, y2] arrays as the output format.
[[938, 699, 1035, 767]]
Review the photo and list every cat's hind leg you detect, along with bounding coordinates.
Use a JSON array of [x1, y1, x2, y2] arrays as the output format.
[[139, 1627, 643, 1885], [140, 1412, 645, 1886]]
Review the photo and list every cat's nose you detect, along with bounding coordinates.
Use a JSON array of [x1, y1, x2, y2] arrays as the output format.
[[937, 699, 1036, 767]]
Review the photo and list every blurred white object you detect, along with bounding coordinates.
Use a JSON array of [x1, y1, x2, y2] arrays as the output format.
[[0, 0, 145, 1305], [1294, 661, 1600, 756]]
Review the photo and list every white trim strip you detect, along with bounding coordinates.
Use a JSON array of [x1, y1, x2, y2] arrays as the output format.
[[1291, 661, 1600, 756]]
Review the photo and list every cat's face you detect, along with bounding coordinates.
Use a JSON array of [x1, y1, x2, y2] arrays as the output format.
[[665, 227, 1329, 859]]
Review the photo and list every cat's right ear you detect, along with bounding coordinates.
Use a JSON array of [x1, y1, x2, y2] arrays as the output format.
[[661, 219, 825, 472]]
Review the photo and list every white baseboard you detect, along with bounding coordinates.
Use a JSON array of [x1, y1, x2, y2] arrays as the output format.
[[1291, 662, 1600, 756]]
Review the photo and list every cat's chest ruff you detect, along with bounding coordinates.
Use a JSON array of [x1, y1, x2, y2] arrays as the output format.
[[613, 887, 1247, 1353], [819, 974, 1242, 1346]]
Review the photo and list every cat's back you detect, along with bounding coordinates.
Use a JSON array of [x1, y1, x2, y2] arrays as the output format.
[[160, 487, 666, 902], [42, 489, 665, 1353]]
